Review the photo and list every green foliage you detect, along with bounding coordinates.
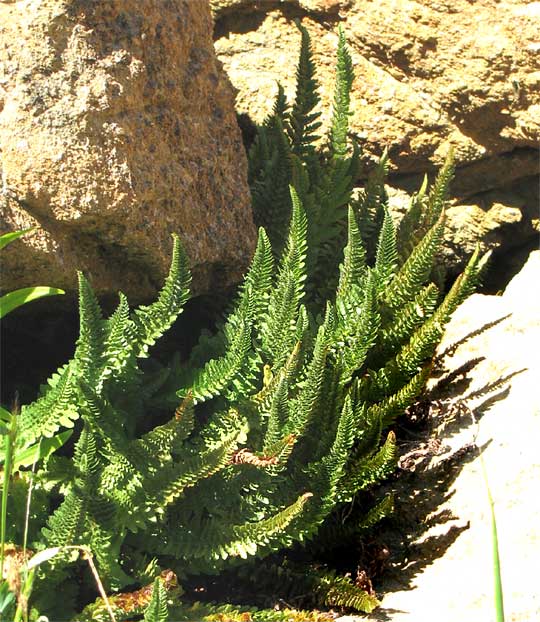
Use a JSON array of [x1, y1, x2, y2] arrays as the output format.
[[0, 229, 64, 318], [8, 23, 489, 621], [248, 22, 359, 297]]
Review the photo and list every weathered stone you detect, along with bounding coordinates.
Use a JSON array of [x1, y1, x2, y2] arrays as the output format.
[[0, 0, 256, 300], [212, 0, 539, 287]]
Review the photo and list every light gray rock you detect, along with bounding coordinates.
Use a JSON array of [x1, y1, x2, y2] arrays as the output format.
[[342, 251, 540, 621]]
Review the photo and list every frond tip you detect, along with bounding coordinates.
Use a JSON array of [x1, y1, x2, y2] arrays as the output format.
[[134, 234, 191, 355]]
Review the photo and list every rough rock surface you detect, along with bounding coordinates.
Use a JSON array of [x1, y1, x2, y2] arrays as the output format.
[[212, 0, 539, 285], [339, 251, 540, 621], [0, 0, 256, 300]]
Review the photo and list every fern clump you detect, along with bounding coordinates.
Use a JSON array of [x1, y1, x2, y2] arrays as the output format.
[[9, 22, 490, 621]]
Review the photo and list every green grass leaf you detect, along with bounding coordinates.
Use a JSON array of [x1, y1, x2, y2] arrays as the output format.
[[0, 286, 65, 318]]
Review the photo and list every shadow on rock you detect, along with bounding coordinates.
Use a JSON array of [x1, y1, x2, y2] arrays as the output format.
[[365, 318, 527, 601]]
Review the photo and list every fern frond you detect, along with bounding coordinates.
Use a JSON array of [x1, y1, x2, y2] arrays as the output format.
[[221, 492, 312, 560], [77, 571, 179, 622], [359, 494, 395, 531], [372, 246, 490, 393], [262, 373, 291, 452], [261, 188, 308, 367], [136, 394, 195, 457], [329, 26, 354, 158], [241, 228, 275, 329], [147, 423, 241, 516], [17, 363, 78, 444], [385, 213, 445, 311], [374, 206, 398, 290], [353, 151, 389, 258], [133, 235, 191, 356], [441, 244, 491, 312], [185, 316, 252, 404], [269, 82, 288, 122], [75, 272, 105, 379], [42, 425, 98, 546], [424, 148, 454, 231], [338, 431, 397, 502], [143, 577, 169, 622], [324, 393, 356, 480], [378, 283, 439, 356], [250, 118, 293, 255], [101, 292, 136, 382], [366, 366, 430, 427], [286, 304, 334, 437], [337, 206, 366, 299], [319, 570, 379, 613], [396, 173, 428, 262], [337, 271, 380, 384]]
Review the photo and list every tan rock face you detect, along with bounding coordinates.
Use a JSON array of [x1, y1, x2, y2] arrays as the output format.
[[212, 0, 539, 284], [0, 0, 256, 300], [213, 0, 538, 174]]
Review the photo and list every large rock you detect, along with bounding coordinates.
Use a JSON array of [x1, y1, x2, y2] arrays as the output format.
[[213, 0, 538, 177], [0, 0, 256, 300], [212, 0, 539, 286], [341, 251, 540, 621]]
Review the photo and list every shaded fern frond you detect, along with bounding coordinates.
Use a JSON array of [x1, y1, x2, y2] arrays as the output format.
[[133, 234, 191, 356], [321, 572, 379, 613], [329, 26, 354, 158], [250, 118, 293, 255], [353, 151, 389, 258], [358, 494, 395, 531], [288, 21, 321, 159], [269, 82, 288, 122]]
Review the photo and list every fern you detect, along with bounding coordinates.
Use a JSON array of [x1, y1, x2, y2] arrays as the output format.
[[329, 26, 354, 158], [288, 21, 321, 160], [17, 24, 490, 621], [143, 577, 170, 622]]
